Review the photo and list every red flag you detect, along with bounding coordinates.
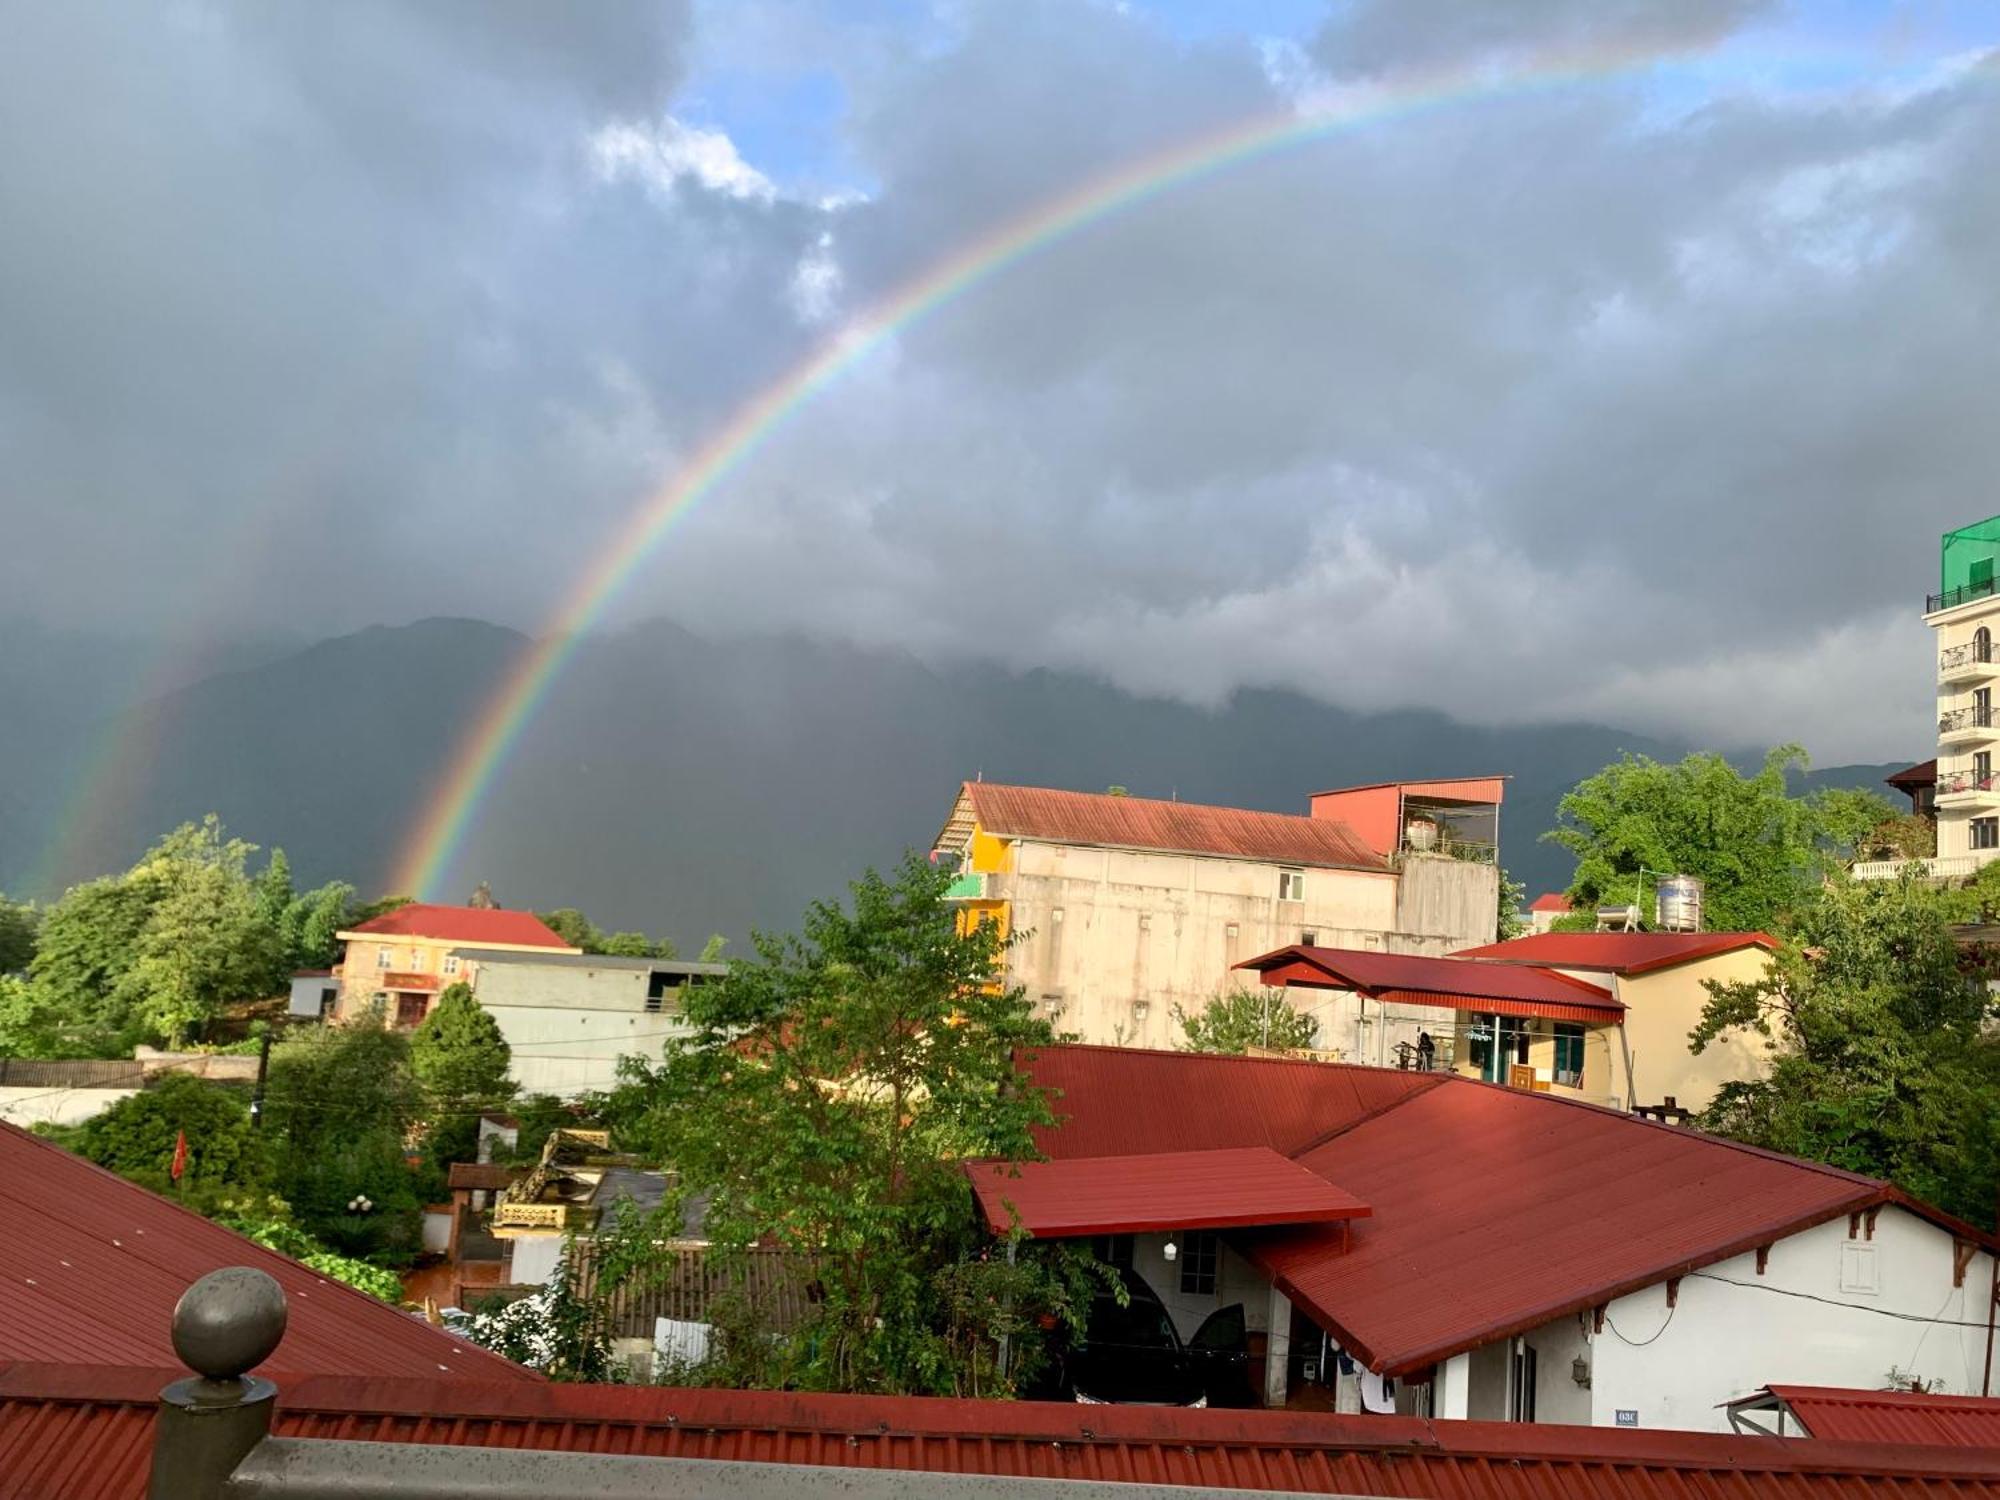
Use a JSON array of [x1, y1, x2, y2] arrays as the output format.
[[170, 1129, 188, 1183]]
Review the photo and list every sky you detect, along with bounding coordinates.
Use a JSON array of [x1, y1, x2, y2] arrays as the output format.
[[4, 1, 2000, 761]]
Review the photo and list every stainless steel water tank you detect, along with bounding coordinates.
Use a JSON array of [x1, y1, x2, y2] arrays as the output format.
[[1656, 875, 1704, 932]]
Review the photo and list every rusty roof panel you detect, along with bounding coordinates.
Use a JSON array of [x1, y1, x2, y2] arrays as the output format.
[[963, 783, 1386, 871], [1772, 1386, 2000, 1446], [1453, 930, 1778, 975], [967, 1148, 1369, 1237], [1025, 1046, 1439, 1160], [1239, 945, 1620, 1010], [7, 1367, 2000, 1499], [0, 1122, 536, 1383]]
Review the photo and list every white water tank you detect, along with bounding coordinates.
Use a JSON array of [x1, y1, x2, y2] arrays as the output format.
[[1657, 875, 1704, 933]]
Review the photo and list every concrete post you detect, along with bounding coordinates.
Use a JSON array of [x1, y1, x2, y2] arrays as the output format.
[[147, 1267, 287, 1500], [1263, 1284, 1292, 1408], [1434, 1351, 1471, 1420]]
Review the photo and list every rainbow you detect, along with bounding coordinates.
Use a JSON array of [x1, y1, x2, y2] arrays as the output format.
[[390, 42, 1698, 899]]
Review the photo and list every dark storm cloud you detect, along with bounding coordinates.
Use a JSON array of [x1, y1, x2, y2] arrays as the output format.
[[1, 0, 1995, 759]]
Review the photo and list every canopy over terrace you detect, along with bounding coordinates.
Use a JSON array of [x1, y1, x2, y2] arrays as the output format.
[[1235, 945, 1624, 1027], [965, 1147, 1370, 1239]]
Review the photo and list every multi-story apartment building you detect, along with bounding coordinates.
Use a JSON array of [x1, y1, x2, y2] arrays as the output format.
[[931, 778, 1502, 1050], [1923, 515, 2000, 874]]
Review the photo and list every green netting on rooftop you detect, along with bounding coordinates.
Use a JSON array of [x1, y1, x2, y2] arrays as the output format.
[[1939, 515, 2000, 603]]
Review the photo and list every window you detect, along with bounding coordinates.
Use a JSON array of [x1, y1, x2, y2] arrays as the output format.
[[1092, 1234, 1134, 1269], [1225, 922, 1239, 939], [1975, 817, 2000, 851], [1277, 869, 1304, 902], [1978, 752, 1993, 789], [1179, 1230, 1219, 1296], [442, 955, 460, 977], [1553, 1024, 1585, 1088], [1466, 1019, 1492, 1074], [1052, 907, 1065, 925], [395, 993, 428, 1028], [1300, 930, 1317, 947], [1979, 687, 1993, 725], [375, 947, 392, 970], [1978, 626, 1993, 663], [317, 987, 337, 1019], [407, 948, 428, 972]]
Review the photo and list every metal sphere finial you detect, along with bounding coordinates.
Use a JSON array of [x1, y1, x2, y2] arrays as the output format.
[[170, 1267, 288, 1380]]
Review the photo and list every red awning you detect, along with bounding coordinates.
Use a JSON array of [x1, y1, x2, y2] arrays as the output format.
[[382, 972, 441, 992], [1377, 989, 1624, 1026], [966, 1147, 1370, 1238]]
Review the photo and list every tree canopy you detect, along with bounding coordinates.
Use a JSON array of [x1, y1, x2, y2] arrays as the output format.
[[1693, 873, 2000, 1224], [68, 1070, 267, 1198], [1546, 746, 1899, 932], [1174, 989, 1317, 1054], [605, 852, 1083, 1394], [0, 894, 37, 975]]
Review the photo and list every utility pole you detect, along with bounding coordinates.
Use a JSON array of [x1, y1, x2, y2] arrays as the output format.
[[248, 1026, 273, 1129]]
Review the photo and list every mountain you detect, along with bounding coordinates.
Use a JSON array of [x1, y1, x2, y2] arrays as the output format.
[[0, 617, 1919, 945]]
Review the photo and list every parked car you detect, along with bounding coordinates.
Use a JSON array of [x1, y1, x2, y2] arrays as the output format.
[[1031, 1273, 1253, 1408]]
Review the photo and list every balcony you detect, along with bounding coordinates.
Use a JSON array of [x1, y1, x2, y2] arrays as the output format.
[[1852, 854, 1987, 881], [1939, 706, 1997, 746], [1929, 578, 2000, 615], [1936, 770, 2000, 810], [492, 1201, 572, 1233], [943, 871, 991, 900], [1942, 643, 2000, 685]]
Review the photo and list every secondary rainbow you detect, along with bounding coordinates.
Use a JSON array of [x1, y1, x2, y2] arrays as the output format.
[[392, 42, 1691, 900]]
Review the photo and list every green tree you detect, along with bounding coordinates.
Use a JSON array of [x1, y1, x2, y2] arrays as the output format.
[[1495, 868, 1529, 941], [412, 981, 517, 1167], [26, 875, 156, 1053], [114, 818, 284, 1046], [1548, 746, 1832, 932], [1693, 873, 1999, 1222], [0, 894, 38, 974], [69, 1072, 268, 1196], [0, 975, 61, 1057], [607, 852, 1062, 1394], [539, 907, 676, 958], [286, 879, 360, 970], [1173, 989, 1317, 1054], [263, 1017, 426, 1261]]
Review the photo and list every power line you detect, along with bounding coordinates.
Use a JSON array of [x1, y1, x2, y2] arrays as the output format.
[[1689, 1271, 1997, 1330]]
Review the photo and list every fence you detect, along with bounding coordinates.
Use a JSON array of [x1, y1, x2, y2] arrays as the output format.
[[570, 1242, 818, 1339]]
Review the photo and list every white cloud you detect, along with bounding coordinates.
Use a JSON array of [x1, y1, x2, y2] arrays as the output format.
[[590, 117, 777, 202]]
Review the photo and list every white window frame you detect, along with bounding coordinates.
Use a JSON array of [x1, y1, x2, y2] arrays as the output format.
[[442, 955, 461, 977], [1278, 868, 1305, 902], [375, 947, 392, 971]]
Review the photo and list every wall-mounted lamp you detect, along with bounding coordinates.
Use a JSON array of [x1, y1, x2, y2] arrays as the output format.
[[1571, 1356, 1591, 1389], [1162, 1236, 1179, 1262]]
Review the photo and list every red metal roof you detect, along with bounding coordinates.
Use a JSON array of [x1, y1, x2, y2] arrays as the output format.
[[1308, 776, 1508, 803], [1025, 1045, 1439, 1160], [1238, 945, 1622, 1020], [959, 783, 1387, 871], [1453, 930, 1779, 976], [1373, 988, 1623, 1026], [1018, 1046, 1993, 1379], [0, 1122, 535, 1383], [967, 1148, 1369, 1237], [1769, 1386, 2000, 1446], [1528, 892, 1572, 913], [1257, 1083, 1893, 1375], [9, 1364, 2000, 1499], [344, 903, 576, 950], [1885, 760, 1938, 790]]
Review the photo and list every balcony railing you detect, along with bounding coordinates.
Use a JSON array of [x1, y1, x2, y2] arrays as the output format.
[[1942, 643, 1997, 671], [1930, 577, 2000, 614], [1937, 770, 2000, 796], [1939, 706, 1995, 735], [1852, 854, 1986, 881]]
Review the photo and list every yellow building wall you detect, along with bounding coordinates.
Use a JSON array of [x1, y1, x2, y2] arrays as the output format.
[[1450, 1014, 1620, 1107], [1616, 948, 1774, 1112], [968, 826, 1014, 874]]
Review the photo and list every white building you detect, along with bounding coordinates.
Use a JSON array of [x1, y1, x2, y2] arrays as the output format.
[[1000, 1046, 1999, 1427], [457, 951, 726, 1097]]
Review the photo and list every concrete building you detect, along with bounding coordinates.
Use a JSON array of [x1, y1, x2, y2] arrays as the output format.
[[458, 950, 726, 1097], [1452, 930, 1778, 1114], [998, 1045, 2000, 1426], [333, 903, 579, 1026], [931, 779, 1503, 1050], [1915, 516, 2000, 875]]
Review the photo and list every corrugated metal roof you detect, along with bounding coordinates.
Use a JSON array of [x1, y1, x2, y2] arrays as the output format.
[[1259, 1081, 1887, 1375], [1019, 1046, 1993, 1379], [0, 1121, 536, 1383], [1238, 946, 1621, 1012], [960, 784, 1387, 872], [344, 904, 577, 950], [0, 1058, 145, 1088], [6, 1365, 2000, 1499], [455, 949, 728, 974], [1372, 989, 1623, 1026], [1771, 1386, 2000, 1446], [1453, 931, 1779, 975], [967, 1148, 1369, 1237], [1026, 1046, 1439, 1160]]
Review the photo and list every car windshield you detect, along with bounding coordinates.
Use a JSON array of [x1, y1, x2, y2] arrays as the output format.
[[1089, 1297, 1178, 1351]]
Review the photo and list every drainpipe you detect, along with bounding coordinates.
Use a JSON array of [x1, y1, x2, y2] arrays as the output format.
[[1985, 1250, 1997, 1398], [1614, 1021, 1638, 1111]]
